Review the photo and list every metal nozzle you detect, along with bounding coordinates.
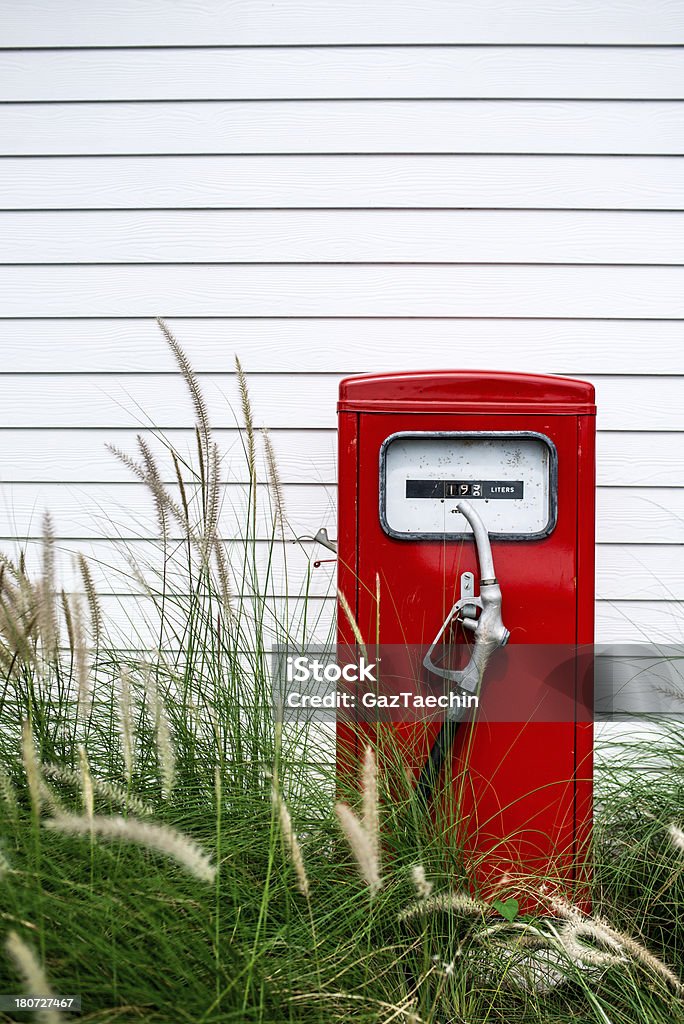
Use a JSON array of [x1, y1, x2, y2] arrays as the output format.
[[423, 500, 509, 703]]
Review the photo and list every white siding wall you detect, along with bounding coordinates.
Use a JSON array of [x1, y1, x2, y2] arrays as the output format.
[[1, 0, 683, 647]]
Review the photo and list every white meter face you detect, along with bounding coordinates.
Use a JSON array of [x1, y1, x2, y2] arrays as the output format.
[[380, 432, 556, 540]]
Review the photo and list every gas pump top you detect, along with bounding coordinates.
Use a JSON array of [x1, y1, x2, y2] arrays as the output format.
[[338, 369, 596, 415]]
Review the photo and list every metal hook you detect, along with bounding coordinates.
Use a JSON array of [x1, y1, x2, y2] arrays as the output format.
[[293, 526, 337, 553]]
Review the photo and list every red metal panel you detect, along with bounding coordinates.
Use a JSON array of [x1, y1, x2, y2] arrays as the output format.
[[336, 405, 360, 776], [337, 371, 596, 909], [574, 411, 597, 897]]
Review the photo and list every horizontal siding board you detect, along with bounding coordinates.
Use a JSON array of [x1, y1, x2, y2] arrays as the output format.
[[5, 589, 672, 648], [91, 595, 337, 648], [596, 547, 684, 600], [6, 530, 677, 643], [1, 265, 684, 317], [5, 535, 684, 604], [596, 433, 684, 486], [1, 0, 682, 46], [595, 601, 684, 643], [0, 374, 681, 430], [2, 101, 684, 156], [66, 595, 684, 647], [8, 536, 684, 599], [1, 156, 682, 210], [3, 319, 683, 374], [0, 482, 334, 542], [5, 210, 684, 264], [0, 429, 338, 485], [4, 542, 675, 599], [1, 429, 681, 487], [4, 537, 339, 599], [0, 482, 682, 543], [14, 538, 330, 596], [598, 489, 684, 543], [3, 47, 684, 101]]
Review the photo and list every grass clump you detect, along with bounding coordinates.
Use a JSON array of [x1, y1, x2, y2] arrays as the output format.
[[0, 323, 682, 1022]]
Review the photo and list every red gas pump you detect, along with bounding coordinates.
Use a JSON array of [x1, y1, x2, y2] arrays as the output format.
[[336, 370, 595, 905]]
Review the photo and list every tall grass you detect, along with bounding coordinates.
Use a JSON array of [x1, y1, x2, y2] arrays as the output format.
[[0, 323, 682, 1022]]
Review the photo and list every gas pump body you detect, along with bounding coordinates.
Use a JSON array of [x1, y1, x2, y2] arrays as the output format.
[[337, 370, 596, 901]]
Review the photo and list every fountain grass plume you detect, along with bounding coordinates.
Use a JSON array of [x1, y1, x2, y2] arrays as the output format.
[[5, 930, 59, 1024], [337, 588, 367, 659], [143, 673, 176, 800], [69, 593, 91, 720], [568, 916, 684, 994], [362, 745, 379, 868], [77, 554, 102, 646], [410, 864, 433, 899], [668, 823, 684, 852], [398, 890, 487, 922], [212, 537, 234, 622], [261, 427, 286, 537], [117, 668, 135, 784], [43, 764, 152, 818], [234, 355, 256, 486], [0, 768, 18, 820], [157, 318, 211, 454], [21, 720, 42, 814], [272, 783, 310, 898], [77, 745, 94, 821], [335, 802, 382, 895], [201, 441, 222, 561], [44, 814, 216, 883], [38, 513, 58, 659], [59, 589, 75, 655]]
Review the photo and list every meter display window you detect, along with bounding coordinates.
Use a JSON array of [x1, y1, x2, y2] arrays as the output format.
[[380, 431, 557, 540]]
